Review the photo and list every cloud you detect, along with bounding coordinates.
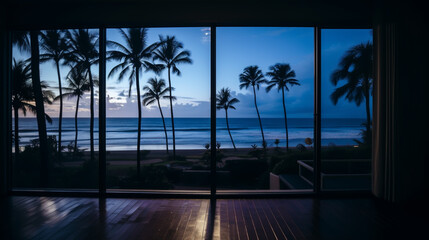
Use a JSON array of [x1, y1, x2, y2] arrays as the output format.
[[201, 28, 211, 43], [177, 96, 196, 100]]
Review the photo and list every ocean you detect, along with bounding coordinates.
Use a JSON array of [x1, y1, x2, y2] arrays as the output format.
[[14, 118, 366, 150]]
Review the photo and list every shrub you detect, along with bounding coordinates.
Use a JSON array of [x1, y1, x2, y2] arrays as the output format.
[[224, 159, 268, 183], [296, 143, 307, 152]]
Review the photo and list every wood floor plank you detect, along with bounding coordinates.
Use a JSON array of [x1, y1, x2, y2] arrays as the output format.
[[219, 200, 230, 240], [1, 196, 420, 240], [226, 199, 239, 240], [238, 199, 258, 240]]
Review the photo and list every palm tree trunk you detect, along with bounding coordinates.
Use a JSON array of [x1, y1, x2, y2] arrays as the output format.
[[157, 99, 169, 154], [74, 97, 80, 153], [282, 87, 289, 151], [365, 82, 371, 143], [88, 68, 95, 162], [55, 60, 63, 158], [135, 66, 142, 177], [30, 30, 50, 187], [225, 109, 236, 150], [168, 67, 176, 160], [13, 106, 19, 165], [252, 85, 265, 147]]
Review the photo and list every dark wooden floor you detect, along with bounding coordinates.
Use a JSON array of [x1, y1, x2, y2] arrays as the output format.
[[0, 196, 426, 240]]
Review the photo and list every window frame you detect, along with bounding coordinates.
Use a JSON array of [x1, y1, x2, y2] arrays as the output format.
[[3, 24, 373, 199]]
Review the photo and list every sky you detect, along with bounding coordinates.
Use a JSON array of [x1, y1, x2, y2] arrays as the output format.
[[13, 27, 372, 119]]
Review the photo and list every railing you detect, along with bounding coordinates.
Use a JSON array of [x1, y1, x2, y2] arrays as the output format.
[[297, 159, 371, 191]]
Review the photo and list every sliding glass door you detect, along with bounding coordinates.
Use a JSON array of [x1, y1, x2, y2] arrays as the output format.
[[8, 26, 372, 195], [216, 27, 314, 192], [105, 27, 211, 191], [320, 29, 373, 191], [11, 29, 100, 189]]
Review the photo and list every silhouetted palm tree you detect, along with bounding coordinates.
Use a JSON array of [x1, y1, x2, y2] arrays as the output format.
[[12, 31, 30, 52], [107, 28, 159, 176], [216, 88, 240, 150], [65, 29, 99, 162], [30, 30, 52, 186], [40, 30, 70, 155], [12, 59, 53, 163], [153, 35, 192, 160], [56, 67, 91, 152], [330, 42, 373, 138], [142, 77, 173, 154], [239, 65, 267, 147], [266, 63, 300, 151]]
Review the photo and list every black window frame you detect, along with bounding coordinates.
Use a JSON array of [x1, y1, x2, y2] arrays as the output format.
[[2, 24, 373, 199]]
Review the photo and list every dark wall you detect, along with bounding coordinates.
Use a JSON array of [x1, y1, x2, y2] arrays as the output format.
[[393, 4, 429, 203], [0, 33, 10, 197], [3, 0, 372, 29]]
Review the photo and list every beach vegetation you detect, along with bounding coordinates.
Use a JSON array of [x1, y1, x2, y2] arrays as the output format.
[[107, 28, 159, 176], [296, 143, 307, 152], [40, 30, 70, 156], [216, 87, 240, 150], [330, 42, 373, 146], [65, 29, 99, 163], [153, 35, 192, 161], [143, 77, 173, 154], [204, 143, 210, 150], [239, 65, 267, 147], [12, 31, 30, 52], [12, 59, 54, 166], [274, 139, 280, 148], [55, 66, 91, 153], [266, 63, 300, 151], [30, 30, 52, 186]]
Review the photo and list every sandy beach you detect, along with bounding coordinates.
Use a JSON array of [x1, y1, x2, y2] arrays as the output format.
[[61, 147, 282, 167]]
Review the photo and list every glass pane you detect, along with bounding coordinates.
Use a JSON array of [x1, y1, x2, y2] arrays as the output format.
[[106, 27, 211, 191], [216, 27, 314, 192], [11, 29, 100, 189], [321, 29, 373, 191]]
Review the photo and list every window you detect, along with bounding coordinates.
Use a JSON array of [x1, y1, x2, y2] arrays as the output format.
[[105, 27, 211, 191], [7, 27, 373, 195], [11, 29, 100, 189], [321, 29, 373, 191], [216, 27, 314, 191]]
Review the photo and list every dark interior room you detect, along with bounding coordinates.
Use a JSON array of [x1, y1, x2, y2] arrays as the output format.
[[1, 0, 428, 239]]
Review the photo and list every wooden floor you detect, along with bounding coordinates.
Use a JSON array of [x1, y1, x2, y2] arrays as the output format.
[[0, 196, 426, 240]]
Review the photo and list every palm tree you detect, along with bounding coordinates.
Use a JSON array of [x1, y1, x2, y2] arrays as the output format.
[[142, 77, 173, 154], [330, 42, 373, 139], [12, 59, 53, 164], [153, 35, 192, 160], [107, 28, 159, 176], [12, 31, 30, 52], [239, 65, 267, 147], [266, 63, 300, 151], [216, 88, 240, 150], [56, 67, 90, 152], [65, 29, 99, 162], [30, 30, 52, 186], [40, 30, 70, 155]]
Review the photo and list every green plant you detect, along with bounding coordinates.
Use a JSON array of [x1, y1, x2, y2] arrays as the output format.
[[296, 143, 306, 152], [274, 139, 280, 148]]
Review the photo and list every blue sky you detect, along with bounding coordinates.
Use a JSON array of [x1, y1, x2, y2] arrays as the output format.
[[13, 27, 372, 119]]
